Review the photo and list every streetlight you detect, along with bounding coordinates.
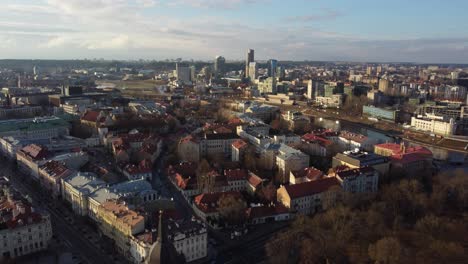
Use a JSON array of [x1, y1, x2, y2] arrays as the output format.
[[336, 120, 340, 124], [319, 117, 323, 122]]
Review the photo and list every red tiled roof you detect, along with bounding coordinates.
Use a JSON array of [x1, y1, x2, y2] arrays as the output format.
[[194, 191, 243, 213], [232, 139, 248, 149], [302, 133, 333, 146], [284, 177, 341, 199], [167, 162, 197, 178], [224, 169, 248, 182], [39, 160, 71, 179], [247, 173, 263, 188], [81, 110, 100, 122], [375, 143, 433, 164], [291, 167, 324, 181]]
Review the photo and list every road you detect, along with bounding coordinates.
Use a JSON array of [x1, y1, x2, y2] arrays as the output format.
[[1, 161, 122, 264]]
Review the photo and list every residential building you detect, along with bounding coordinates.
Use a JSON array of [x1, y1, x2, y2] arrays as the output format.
[[275, 144, 310, 184], [61, 172, 106, 216], [245, 204, 290, 225], [289, 167, 324, 185], [0, 105, 43, 120], [332, 150, 390, 177], [193, 191, 244, 222], [374, 143, 433, 175], [87, 179, 157, 222], [300, 133, 334, 157], [277, 177, 341, 215], [258, 77, 277, 94], [315, 94, 343, 108], [335, 166, 379, 193], [38, 160, 73, 198], [0, 178, 53, 259], [121, 159, 152, 181], [338, 130, 381, 152], [167, 218, 208, 262], [96, 200, 145, 259], [224, 169, 248, 192], [231, 139, 248, 162], [16, 144, 50, 179]]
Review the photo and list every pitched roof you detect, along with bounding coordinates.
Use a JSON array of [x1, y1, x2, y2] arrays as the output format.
[[284, 177, 341, 199], [291, 167, 324, 181], [224, 169, 248, 182], [19, 144, 49, 160], [232, 139, 248, 149], [247, 172, 263, 188]]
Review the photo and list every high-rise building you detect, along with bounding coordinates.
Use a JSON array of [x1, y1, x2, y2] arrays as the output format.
[[190, 65, 197, 82], [245, 49, 254, 78], [277, 66, 286, 79], [366, 66, 373, 76], [248, 62, 258, 80], [268, 59, 278, 78], [378, 78, 392, 94], [176, 63, 191, 83], [376, 66, 383, 75], [214, 56, 226, 75]]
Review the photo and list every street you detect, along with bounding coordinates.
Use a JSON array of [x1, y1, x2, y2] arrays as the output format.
[[0, 159, 127, 264]]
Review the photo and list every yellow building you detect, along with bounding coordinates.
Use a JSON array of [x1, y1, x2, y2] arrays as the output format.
[[97, 200, 145, 258]]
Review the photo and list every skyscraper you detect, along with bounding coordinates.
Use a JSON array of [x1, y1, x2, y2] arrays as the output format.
[[249, 62, 258, 80], [214, 56, 226, 75], [268, 59, 278, 78], [245, 49, 254, 78], [176, 63, 191, 83]]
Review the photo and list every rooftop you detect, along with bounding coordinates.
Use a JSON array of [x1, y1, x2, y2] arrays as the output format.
[[283, 177, 341, 199]]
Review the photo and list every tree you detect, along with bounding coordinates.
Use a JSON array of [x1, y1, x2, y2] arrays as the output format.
[[368, 237, 401, 264], [217, 194, 247, 225], [257, 182, 276, 202], [196, 159, 212, 192]]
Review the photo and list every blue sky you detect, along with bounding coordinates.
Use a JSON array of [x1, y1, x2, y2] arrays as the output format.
[[0, 0, 467, 63]]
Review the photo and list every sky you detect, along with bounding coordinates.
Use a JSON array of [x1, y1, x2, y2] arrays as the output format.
[[0, 0, 468, 63]]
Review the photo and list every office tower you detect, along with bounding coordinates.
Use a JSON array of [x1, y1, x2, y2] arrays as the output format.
[[277, 66, 286, 79], [248, 62, 258, 80], [190, 65, 197, 82], [268, 59, 278, 78], [176, 63, 191, 83], [307, 80, 314, 99], [245, 49, 254, 78], [214, 56, 226, 75]]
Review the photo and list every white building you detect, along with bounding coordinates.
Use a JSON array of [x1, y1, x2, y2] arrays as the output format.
[[335, 166, 379, 193], [167, 219, 208, 262], [61, 172, 106, 216], [315, 94, 343, 108], [410, 114, 456, 136], [0, 179, 53, 259]]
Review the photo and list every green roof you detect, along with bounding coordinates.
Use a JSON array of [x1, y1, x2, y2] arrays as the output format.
[[0, 116, 70, 133]]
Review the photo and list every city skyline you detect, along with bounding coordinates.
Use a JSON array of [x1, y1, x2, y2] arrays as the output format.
[[0, 0, 468, 63]]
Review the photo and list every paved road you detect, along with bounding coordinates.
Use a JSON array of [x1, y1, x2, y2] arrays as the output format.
[[2, 162, 119, 264]]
